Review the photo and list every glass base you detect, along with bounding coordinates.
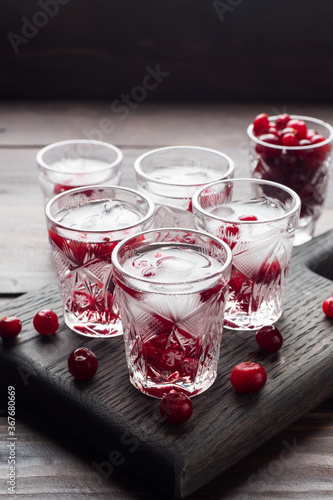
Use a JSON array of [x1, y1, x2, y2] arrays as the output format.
[[64, 313, 123, 338], [129, 371, 217, 399], [223, 307, 282, 331]]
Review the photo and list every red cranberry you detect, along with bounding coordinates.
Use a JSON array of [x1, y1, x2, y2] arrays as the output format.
[[279, 126, 297, 138], [286, 119, 307, 140], [310, 134, 332, 155], [268, 126, 278, 137], [275, 114, 291, 130], [68, 347, 98, 380], [218, 223, 240, 250], [322, 297, 333, 318], [160, 392, 193, 424], [296, 139, 312, 159], [306, 128, 317, 140], [256, 133, 281, 158], [255, 325, 283, 353], [253, 113, 270, 136], [0, 316, 22, 340], [311, 134, 326, 145], [54, 184, 77, 195], [256, 258, 282, 284], [282, 133, 299, 147], [33, 310, 59, 335], [230, 362, 267, 394], [238, 214, 258, 221]]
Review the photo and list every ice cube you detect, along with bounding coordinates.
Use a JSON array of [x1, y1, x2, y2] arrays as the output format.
[[156, 255, 197, 280], [210, 206, 235, 219]]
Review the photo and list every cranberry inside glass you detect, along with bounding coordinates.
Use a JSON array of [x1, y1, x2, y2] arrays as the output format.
[[248, 114, 333, 245]]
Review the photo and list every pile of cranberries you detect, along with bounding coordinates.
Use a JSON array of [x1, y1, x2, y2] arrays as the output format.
[[251, 113, 332, 219]]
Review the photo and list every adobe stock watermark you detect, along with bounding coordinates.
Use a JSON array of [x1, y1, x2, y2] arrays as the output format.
[[213, 0, 244, 22], [7, 0, 71, 54], [82, 64, 170, 143]]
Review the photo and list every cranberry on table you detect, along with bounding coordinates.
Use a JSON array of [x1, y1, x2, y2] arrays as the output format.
[[33, 309, 59, 335], [160, 392, 193, 424], [322, 297, 333, 318], [0, 316, 22, 340], [255, 325, 283, 353], [68, 347, 98, 380], [230, 362, 267, 394]]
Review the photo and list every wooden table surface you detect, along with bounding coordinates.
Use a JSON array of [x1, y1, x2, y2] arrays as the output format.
[[0, 101, 333, 499]]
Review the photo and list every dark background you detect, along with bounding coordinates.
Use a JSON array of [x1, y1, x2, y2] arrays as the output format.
[[1, 0, 333, 101]]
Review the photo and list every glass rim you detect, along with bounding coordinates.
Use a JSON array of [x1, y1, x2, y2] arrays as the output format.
[[134, 145, 235, 187], [37, 139, 123, 173], [45, 185, 155, 234], [192, 177, 301, 224], [247, 114, 333, 150], [111, 227, 233, 287]]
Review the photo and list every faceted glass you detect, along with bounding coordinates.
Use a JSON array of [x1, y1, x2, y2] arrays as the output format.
[[247, 115, 333, 245], [193, 178, 300, 330], [45, 186, 154, 337], [112, 228, 232, 398], [37, 140, 123, 203], [134, 146, 234, 228]]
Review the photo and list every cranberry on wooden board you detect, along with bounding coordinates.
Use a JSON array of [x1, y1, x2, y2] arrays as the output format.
[[68, 347, 98, 380], [33, 310, 59, 335], [322, 297, 333, 318], [160, 392, 193, 424], [255, 325, 283, 353], [0, 316, 22, 340], [230, 362, 267, 394]]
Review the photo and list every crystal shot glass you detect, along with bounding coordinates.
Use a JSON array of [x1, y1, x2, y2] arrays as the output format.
[[134, 146, 234, 228], [247, 115, 333, 245], [193, 178, 300, 330], [112, 228, 232, 398], [37, 140, 123, 202], [45, 186, 154, 337]]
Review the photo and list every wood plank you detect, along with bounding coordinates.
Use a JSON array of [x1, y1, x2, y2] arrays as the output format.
[[0, 396, 332, 499], [1, 102, 333, 151], [1, 230, 333, 498]]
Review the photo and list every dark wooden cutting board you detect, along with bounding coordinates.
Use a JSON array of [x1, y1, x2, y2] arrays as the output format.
[[1, 230, 333, 499]]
